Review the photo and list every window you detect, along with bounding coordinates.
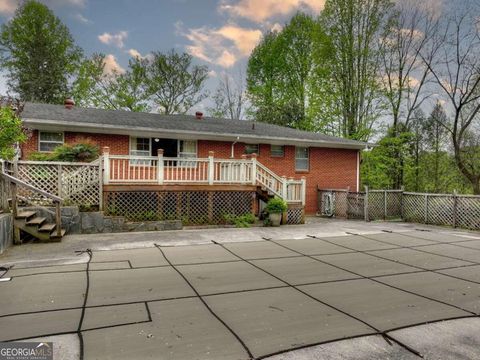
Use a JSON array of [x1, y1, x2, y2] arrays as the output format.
[[130, 137, 150, 156], [178, 140, 197, 158], [130, 137, 151, 164], [271, 145, 284, 157], [178, 140, 197, 167], [39, 132, 64, 152], [295, 147, 309, 171], [244, 144, 259, 155]]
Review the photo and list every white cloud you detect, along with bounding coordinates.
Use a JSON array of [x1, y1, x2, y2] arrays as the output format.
[[0, 0, 18, 15], [214, 25, 262, 56], [217, 50, 237, 68], [179, 23, 262, 68], [127, 48, 154, 61], [98, 31, 128, 48], [219, 0, 325, 22], [73, 13, 91, 24], [271, 23, 283, 32], [128, 49, 142, 58], [103, 54, 125, 75]]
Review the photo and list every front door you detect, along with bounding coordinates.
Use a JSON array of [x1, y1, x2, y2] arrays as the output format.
[[152, 138, 177, 157]]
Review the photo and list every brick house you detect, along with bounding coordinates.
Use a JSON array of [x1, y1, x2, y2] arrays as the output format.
[[19, 102, 366, 217]]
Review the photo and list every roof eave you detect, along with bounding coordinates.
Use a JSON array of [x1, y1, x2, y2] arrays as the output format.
[[22, 118, 368, 150]]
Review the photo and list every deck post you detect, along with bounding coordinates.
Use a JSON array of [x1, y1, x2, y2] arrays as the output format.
[[241, 154, 247, 183], [301, 176, 306, 206], [102, 147, 110, 185], [251, 153, 257, 186], [282, 176, 288, 201], [57, 164, 63, 197], [208, 151, 214, 185], [157, 149, 164, 185]]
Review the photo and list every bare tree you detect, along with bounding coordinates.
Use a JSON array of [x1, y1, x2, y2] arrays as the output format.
[[380, 0, 440, 135], [208, 71, 247, 120], [425, 10, 480, 193], [146, 50, 209, 115]]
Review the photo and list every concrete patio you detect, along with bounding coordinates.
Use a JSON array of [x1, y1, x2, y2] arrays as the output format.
[[1, 218, 480, 359]]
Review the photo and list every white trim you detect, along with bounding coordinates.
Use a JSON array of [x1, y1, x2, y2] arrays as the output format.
[[38, 131, 64, 152], [23, 118, 368, 150], [178, 139, 198, 158], [270, 144, 284, 157], [295, 146, 309, 171]]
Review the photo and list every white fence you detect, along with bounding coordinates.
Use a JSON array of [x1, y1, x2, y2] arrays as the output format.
[[12, 160, 101, 207]]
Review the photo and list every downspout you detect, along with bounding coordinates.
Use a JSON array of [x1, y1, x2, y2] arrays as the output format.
[[231, 136, 240, 158], [356, 148, 362, 192]]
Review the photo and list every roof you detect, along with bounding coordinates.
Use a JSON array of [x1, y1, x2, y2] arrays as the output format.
[[21, 102, 367, 150]]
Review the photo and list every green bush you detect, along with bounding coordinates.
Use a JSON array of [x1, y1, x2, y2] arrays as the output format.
[[29, 142, 99, 162], [52, 142, 99, 162], [265, 197, 287, 214], [223, 213, 256, 228], [0, 104, 26, 160]]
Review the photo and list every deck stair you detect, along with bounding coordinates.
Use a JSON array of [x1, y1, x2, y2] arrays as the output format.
[[14, 210, 65, 243], [0, 169, 66, 244]]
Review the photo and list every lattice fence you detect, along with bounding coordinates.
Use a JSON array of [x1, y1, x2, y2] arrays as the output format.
[[318, 187, 480, 231], [403, 192, 480, 230], [367, 190, 403, 221], [14, 161, 100, 207], [347, 192, 365, 219], [104, 190, 254, 225]]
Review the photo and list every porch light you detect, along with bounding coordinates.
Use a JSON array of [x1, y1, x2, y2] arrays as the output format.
[[154, 138, 160, 142]]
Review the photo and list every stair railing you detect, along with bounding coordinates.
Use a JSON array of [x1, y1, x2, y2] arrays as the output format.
[[1, 172, 64, 238]]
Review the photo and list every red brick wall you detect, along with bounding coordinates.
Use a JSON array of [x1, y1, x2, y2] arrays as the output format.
[[20, 130, 130, 159], [20, 132, 358, 214], [198, 141, 358, 214]]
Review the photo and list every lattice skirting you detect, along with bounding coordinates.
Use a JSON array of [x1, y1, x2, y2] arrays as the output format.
[[286, 206, 305, 224], [104, 190, 255, 225]]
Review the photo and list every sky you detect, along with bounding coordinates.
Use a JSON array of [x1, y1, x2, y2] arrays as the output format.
[[0, 0, 326, 111]]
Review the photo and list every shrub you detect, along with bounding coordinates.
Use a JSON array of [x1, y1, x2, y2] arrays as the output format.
[[28, 152, 54, 161], [223, 213, 256, 228], [265, 197, 287, 214], [51, 141, 99, 162], [29, 141, 99, 162], [0, 103, 26, 160]]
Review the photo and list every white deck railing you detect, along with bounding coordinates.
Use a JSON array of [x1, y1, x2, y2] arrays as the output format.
[[103, 149, 305, 205]]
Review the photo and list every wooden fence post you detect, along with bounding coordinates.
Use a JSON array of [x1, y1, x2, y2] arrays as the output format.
[[364, 186, 369, 222], [452, 190, 458, 228], [157, 149, 164, 185], [282, 176, 287, 200], [57, 164, 63, 197], [424, 194, 429, 224], [98, 162, 103, 211], [208, 151, 215, 185], [251, 153, 257, 186], [384, 190, 387, 220], [102, 147, 110, 185]]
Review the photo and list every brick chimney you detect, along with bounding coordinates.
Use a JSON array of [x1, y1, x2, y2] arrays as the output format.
[[64, 98, 75, 109], [195, 111, 203, 120]]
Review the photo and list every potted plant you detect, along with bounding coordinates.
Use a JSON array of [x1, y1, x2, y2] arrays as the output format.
[[265, 197, 287, 226]]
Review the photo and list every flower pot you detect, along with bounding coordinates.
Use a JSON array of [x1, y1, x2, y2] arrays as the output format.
[[269, 212, 282, 227]]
